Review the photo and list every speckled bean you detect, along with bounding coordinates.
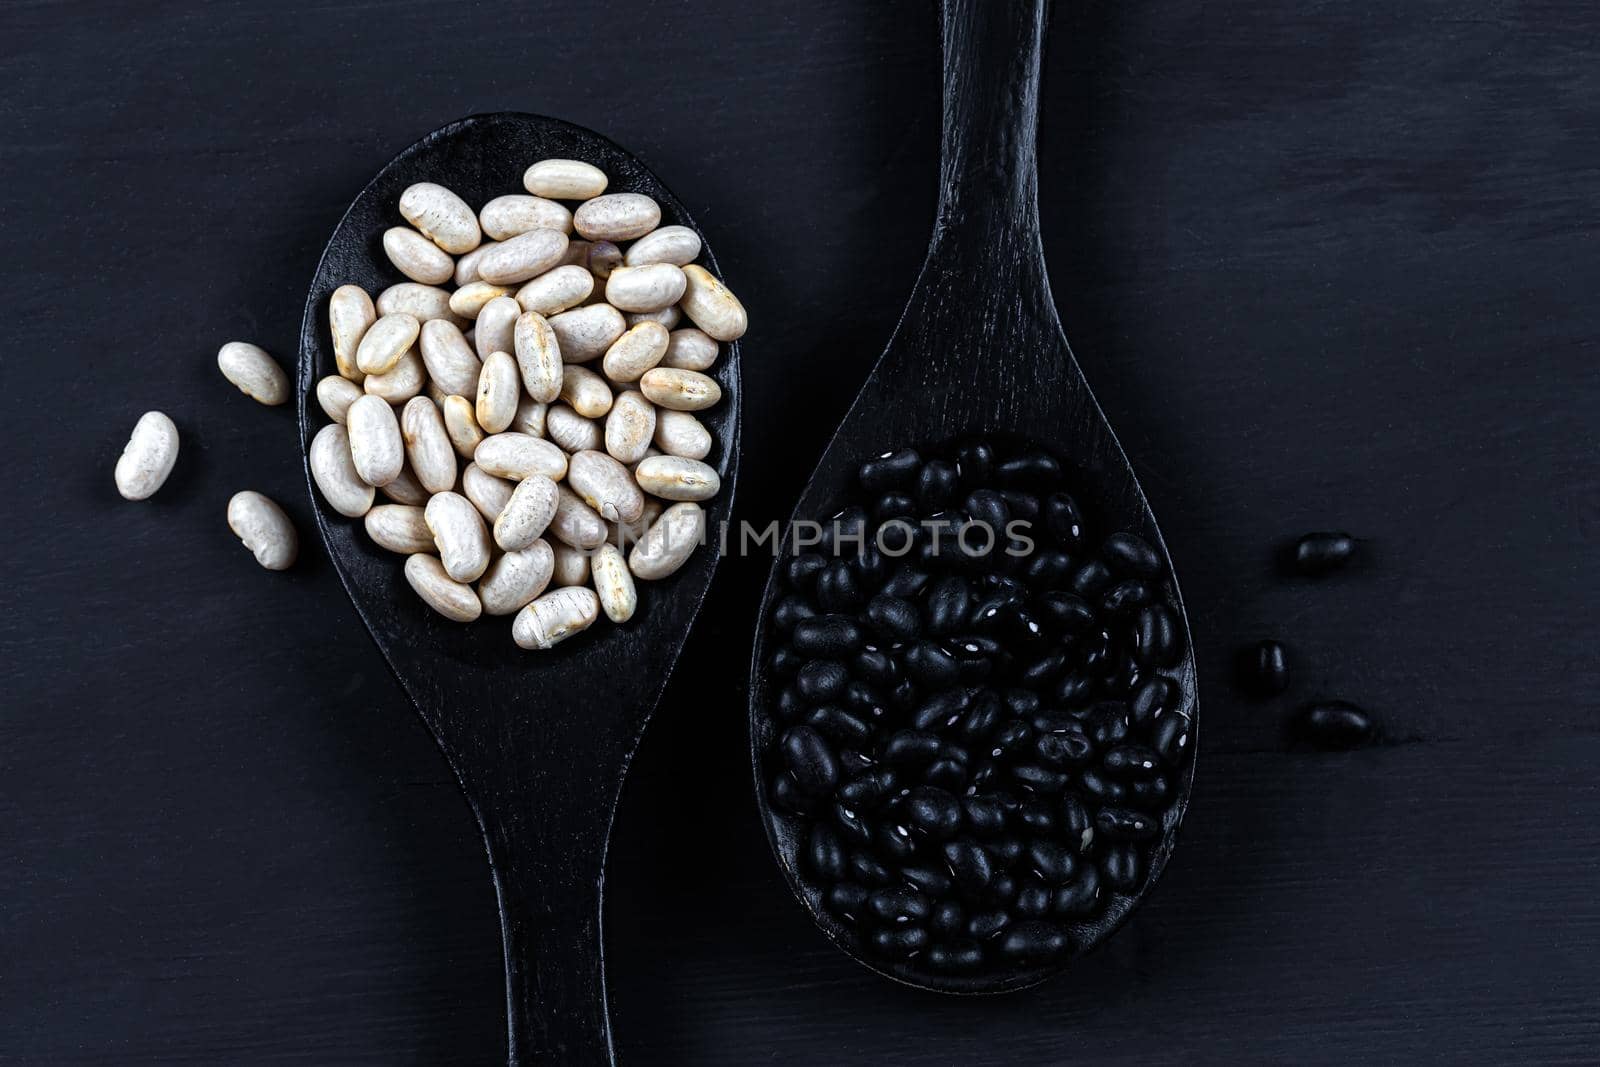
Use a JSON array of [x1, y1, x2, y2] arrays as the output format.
[[474, 296, 520, 361], [479, 540, 554, 616], [660, 328, 719, 371], [550, 485, 608, 549], [515, 264, 594, 316], [399, 182, 481, 254], [639, 367, 721, 411], [418, 320, 481, 397], [512, 397, 547, 437], [461, 462, 514, 522], [567, 449, 645, 523], [362, 348, 425, 403], [548, 303, 625, 363], [605, 264, 687, 313], [379, 464, 429, 506], [310, 424, 375, 517], [494, 473, 560, 551], [574, 193, 661, 241], [635, 455, 719, 501], [605, 390, 657, 464], [377, 283, 464, 326], [626, 305, 681, 330], [624, 225, 701, 267], [480, 194, 572, 240], [454, 240, 497, 287], [364, 504, 435, 554], [449, 280, 513, 319], [550, 541, 591, 587], [590, 544, 637, 624], [513, 311, 563, 403], [478, 228, 570, 285], [512, 586, 600, 649], [546, 404, 604, 453]]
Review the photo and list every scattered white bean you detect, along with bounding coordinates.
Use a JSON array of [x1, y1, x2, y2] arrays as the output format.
[[585, 241, 624, 279], [494, 473, 560, 551], [364, 504, 435, 554], [405, 553, 482, 622], [590, 544, 637, 623], [574, 193, 661, 241], [653, 408, 712, 460], [454, 240, 497, 286], [512, 396, 547, 437], [601, 321, 669, 382], [547, 303, 625, 363], [626, 305, 680, 330], [114, 411, 179, 500], [399, 182, 481, 254], [227, 491, 298, 570], [329, 284, 375, 381], [217, 342, 289, 406], [474, 432, 569, 481], [628, 502, 706, 580], [524, 158, 609, 200], [383, 226, 454, 284], [479, 540, 554, 616], [605, 390, 657, 464], [512, 586, 600, 649], [400, 396, 456, 494], [379, 464, 429, 506], [679, 264, 748, 342], [639, 367, 722, 411], [425, 491, 491, 582]]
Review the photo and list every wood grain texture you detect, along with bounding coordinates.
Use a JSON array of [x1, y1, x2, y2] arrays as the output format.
[[3, 0, 1598, 1063]]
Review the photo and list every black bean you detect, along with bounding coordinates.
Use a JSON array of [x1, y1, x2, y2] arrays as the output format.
[[806, 705, 873, 747], [923, 757, 969, 792], [868, 924, 930, 958], [1015, 879, 1052, 918], [1020, 649, 1069, 688], [996, 451, 1062, 487], [1100, 579, 1152, 616], [966, 592, 1015, 634], [951, 636, 1003, 683], [826, 881, 868, 922], [905, 786, 962, 839], [1052, 671, 1097, 708], [880, 567, 930, 599], [999, 921, 1070, 962], [768, 646, 802, 679], [1130, 676, 1176, 726], [1127, 775, 1172, 810], [1038, 591, 1097, 633], [889, 678, 918, 712], [923, 575, 971, 636], [1080, 629, 1113, 675], [852, 647, 897, 686], [1101, 844, 1143, 893], [773, 595, 816, 633], [873, 492, 916, 526], [999, 487, 1041, 520], [988, 719, 1034, 761], [930, 900, 965, 939], [1238, 639, 1290, 697], [1084, 701, 1130, 748], [1070, 559, 1113, 597], [837, 749, 876, 777], [774, 686, 804, 721], [838, 767, 897, 809], [796, 661, 848, 703], [943, 841, 994, 896], [1150, 710, 1193, 764], [905, 641, 961, 688], [926, 939, 984, 971], [1017, 801, 1056, 836], [958, 690, 1003, 742], [965, 909, 1010, 941], [956, 441, 995, 485], [1079, 767, 1127, 805], [915, 459, 959, 509], [1102, 532, 1161, 577], [1043, 492, 1085, 549], [903, 864, 955, 899], [876, 519, 920, 558], [1024, 550, 1074, 589], [849, 851, 895, 886], [964, 489, 1010, 538], [865, 594, 920, 642], [816, 561, 864, 612], [1103, 744, 1161, 778], [1026, 840, 1079, 884], [1095, 807, 1159, 842], [876, 820, 918, 864], [770, 772, 814, 814], [1060, 794, 1095, 853], [1298, 701, 1375, 749], [991, 836, 1025, 869], [858, 448, 922, 492], [1132, 603, 1179, 667], [853, 542, 888, 586], [1010, 763, 1070, 794], [963, 795, 1007, 837], [827, 506, 870, 555], [841, 680, 882, 715], [1291, 531, 1356, 576], [805, 825, 845, 885], [785, 553, 828, 591], [1004, 688, 1041, 718], [832, 800, 874, 846], [985, 873, 1019, 908], [791, 615, 863, 657], [1052, 865, 1102, 917], [782, 725, 838, 795], [938, 740, 971, 766], [884, 729, 942, 767], [912, 688, 971, 731], [867, 885, 932, 924], [1034, 726, 1094, 769]]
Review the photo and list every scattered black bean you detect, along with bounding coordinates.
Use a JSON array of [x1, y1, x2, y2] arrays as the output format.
[[1238, 639, 1290, 697], [1291, 530, 1356, 576], [1299, 701, 1376, 749]]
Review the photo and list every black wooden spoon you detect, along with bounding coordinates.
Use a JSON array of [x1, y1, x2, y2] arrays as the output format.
[[749, 0, 1197, 992], [296, 113, 740, 1064]]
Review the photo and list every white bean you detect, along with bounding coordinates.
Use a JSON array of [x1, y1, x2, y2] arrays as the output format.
[[635, 455, 720, 501], [515, 264, 594, 316], [355, 313, 421, 375], [399, 182, 481, 254], [479, 194, 573, 240], [513, 396, 547, 437], [227, 491, 298, 571], [383, 226, 454, 284], [590, 543, 637, 623], [377, 283, 465, 326], [524, 158, 609, 200], [605, 264, 686, 312], [547, 303, 625, 363], [449, 280, 513, 319], [461, 462, 515, 522], [475, 350, 520, 434], [600, 321, 669, 383], [574, 193, 661, 241], [626, 305, 680, 330], [329, 284, 375, 381], [494, 473, 560, 551], [586, 241, 623, 279], [678, 264, 747, 342], [474, 432, 569, 481], [316, 375, 363, 424], [362, 348, 425, 403], [546, 403, 603, 453], [454, 240, 497, 286], [114, 411, 179, 500], [477, 228, 569, 285], [364, 504, 435, 554], [442, 394, 485, 458], [654, 409, 712, 460], [560, 365, 614, 418], [425, 491, 491, 582], [405, 553, 482, 622], [400, 396, 457, 494], [470, 295, 518, 362], [310, 424, 375, 517], [379, 464, 429, 506], [628, 501, 706, 580], [550, 485, 609, 549], [217, 341, 288, 406], [550, 541, 591, 587], [346, 394, 405, 487], [418, 319, 482, 397], [479, 540, 554, 616], [660, 327, 719, 371], [512, 586, 600, 649], [639, 367, 721, 411], [567, 449, 645, 524], [605, 390, 657, 464], [513, 311, 563, 403]]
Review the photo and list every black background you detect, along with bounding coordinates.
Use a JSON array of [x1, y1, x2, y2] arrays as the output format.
[[5, 1, 1599, 1063]]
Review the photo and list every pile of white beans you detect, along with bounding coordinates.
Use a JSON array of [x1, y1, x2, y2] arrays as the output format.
[[307, 158, 743, 650]]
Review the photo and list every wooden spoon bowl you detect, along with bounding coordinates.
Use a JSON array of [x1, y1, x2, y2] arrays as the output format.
[[297, 112, 740, 1064]]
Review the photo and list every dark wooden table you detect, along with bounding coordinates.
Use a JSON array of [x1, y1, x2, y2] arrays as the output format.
[[5, 1, 1598, 1062]]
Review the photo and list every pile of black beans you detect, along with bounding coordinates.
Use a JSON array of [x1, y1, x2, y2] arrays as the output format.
[[758, 439, 1194, 977]]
